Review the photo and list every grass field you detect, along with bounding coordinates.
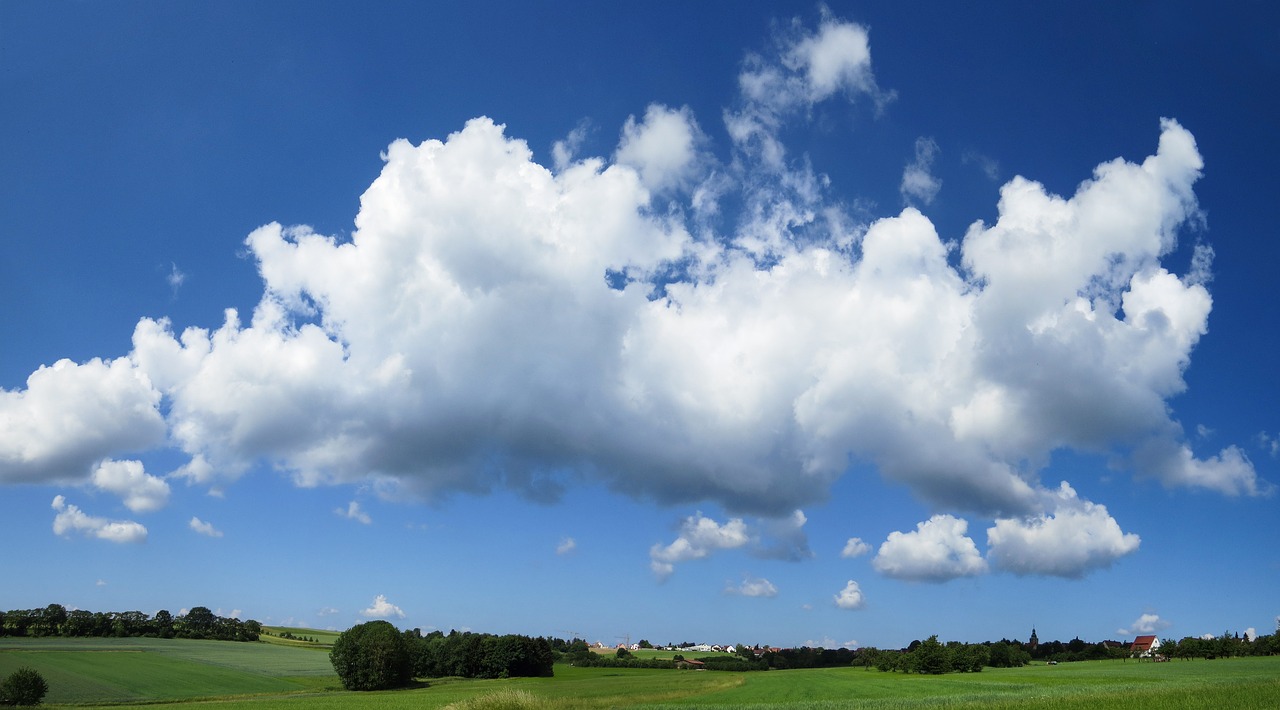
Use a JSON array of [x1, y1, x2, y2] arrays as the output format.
[[2, 635, 1277, 709]]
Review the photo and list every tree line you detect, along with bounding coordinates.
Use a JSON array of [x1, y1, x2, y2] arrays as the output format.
[[329, 621, 555, 691], [1158, 632, 1279, 660], [0, 604, 261, 642]]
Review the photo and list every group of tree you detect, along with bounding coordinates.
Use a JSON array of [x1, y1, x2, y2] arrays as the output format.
[[0, 667, 47, 706], [1158, 631, 1280, 660], [269, 630, 321, 643], [0, 604, 260, 642], [855, 636, 1004, 674], [329, 621, 555, 691]]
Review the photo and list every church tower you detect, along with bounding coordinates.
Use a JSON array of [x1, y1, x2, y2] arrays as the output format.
[[1029, 627, 1039, 650]]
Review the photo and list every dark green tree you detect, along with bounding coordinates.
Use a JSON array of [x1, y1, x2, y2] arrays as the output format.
[[329, 620, 412, 691], [0, 666, 48, 706], [911, 635, 949, 674]]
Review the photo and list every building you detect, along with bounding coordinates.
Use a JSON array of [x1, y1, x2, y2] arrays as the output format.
[[1131, 635, 1162, 658]]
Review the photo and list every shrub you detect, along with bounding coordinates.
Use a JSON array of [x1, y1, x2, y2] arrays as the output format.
[[0, 667, 48, 706], [329, 620, 413, 691]]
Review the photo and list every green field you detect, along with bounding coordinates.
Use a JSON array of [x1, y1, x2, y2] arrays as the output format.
[[2, 636, 1277, 709]]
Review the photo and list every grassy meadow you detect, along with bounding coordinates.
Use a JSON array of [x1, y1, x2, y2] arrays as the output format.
[[2, 635, 1277, 709]]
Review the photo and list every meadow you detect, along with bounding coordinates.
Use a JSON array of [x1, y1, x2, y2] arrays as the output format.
[[2, 636, 1277, 709]]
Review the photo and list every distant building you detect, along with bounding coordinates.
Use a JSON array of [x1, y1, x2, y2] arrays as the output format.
[[1131, 635, 1162, 657]]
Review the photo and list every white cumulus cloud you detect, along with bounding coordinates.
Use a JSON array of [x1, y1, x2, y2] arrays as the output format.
[[51, 495, 147, 544], [361, 594, 405, 619], [556, 536, 577, 555], [834, 580, 866, 610], [0, 12, 1263, 584], [987, 483, 1140, 578], [616, 104, 708, 194], [841, 537, 871, 558], [1, 358, 164, 485], [1118, 612, 1171, 636], [650, 513, 750, 580], [91, 459, 169, 513], [872, 514, 987, 582]]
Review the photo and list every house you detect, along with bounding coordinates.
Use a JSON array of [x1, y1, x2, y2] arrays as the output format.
[[675, 658, 706, 670], [1131, 635, 1162, 657]]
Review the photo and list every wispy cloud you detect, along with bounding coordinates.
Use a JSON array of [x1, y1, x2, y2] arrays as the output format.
[[901, 136, 941, 206], [556, 536, 577, 555], [189, 517, 223, 538], [167, 262, 186, 296], [335, 501, 371, 525]]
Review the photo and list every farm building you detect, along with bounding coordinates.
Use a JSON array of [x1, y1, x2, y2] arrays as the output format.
[[1131, 635, 1162, 657]]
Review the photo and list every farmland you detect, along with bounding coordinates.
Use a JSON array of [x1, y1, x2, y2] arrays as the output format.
[[2, 636, 1277, 709]]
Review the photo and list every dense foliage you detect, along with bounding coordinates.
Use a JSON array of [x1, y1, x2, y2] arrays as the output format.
[[408, 629, 555, 679], [1158, 632, 1280, 659], [329, 620, 413, 691], [0, 604, 260, 642], [0, 667, 48, 706]]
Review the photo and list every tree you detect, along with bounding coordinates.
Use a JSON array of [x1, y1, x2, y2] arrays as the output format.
[[0, 667, 48, 706], [911, 635, 949, 675], [329, 620, 413, 691]]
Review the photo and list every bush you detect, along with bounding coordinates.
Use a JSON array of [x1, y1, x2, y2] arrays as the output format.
[[0, 667, 48, 706], [329, 620, 412, 691]]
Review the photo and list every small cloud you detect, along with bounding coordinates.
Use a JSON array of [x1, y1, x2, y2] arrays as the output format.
[[804, 636, 858, 649], [189, 517, 223, 538], [834, 580, 866, 610], [728, 576, 778, 598], [335, 501, 372, 525], [840, 537, 870, 558], [872, 514, 987, 582], [901, 136, 941, 206], [649, 512, 750, 580], [1257, 431, 1280, 458], [95, 579, 107, 587], [318, 607, 339, 617], [1244, 628, 1257, 641], [1118, 612, 1171, 636], [961, 150, 999, 181], [91, 459, 170, 513], [361, 594, 405, 619], [556, 536, 577, 555], [551, 119, 592, 172], [1195, 424, 1213, 440], [51, 495, 147, 544], [167, 262, 186, 295]]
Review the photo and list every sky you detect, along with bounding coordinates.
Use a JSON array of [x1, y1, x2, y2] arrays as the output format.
[[2, 1, 1278, 650]]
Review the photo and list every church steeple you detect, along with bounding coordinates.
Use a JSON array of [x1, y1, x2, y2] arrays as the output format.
[[1029, 627, 1039, 649]]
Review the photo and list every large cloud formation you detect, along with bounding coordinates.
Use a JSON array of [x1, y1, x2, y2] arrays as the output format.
[[0, 15, 1265, 573]]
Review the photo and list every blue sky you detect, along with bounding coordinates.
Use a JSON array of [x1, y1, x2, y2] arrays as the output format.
[[2, 1, 1277, 650]]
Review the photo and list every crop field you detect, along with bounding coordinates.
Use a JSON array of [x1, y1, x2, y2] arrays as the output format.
[[2, 636, 1277, 709]]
